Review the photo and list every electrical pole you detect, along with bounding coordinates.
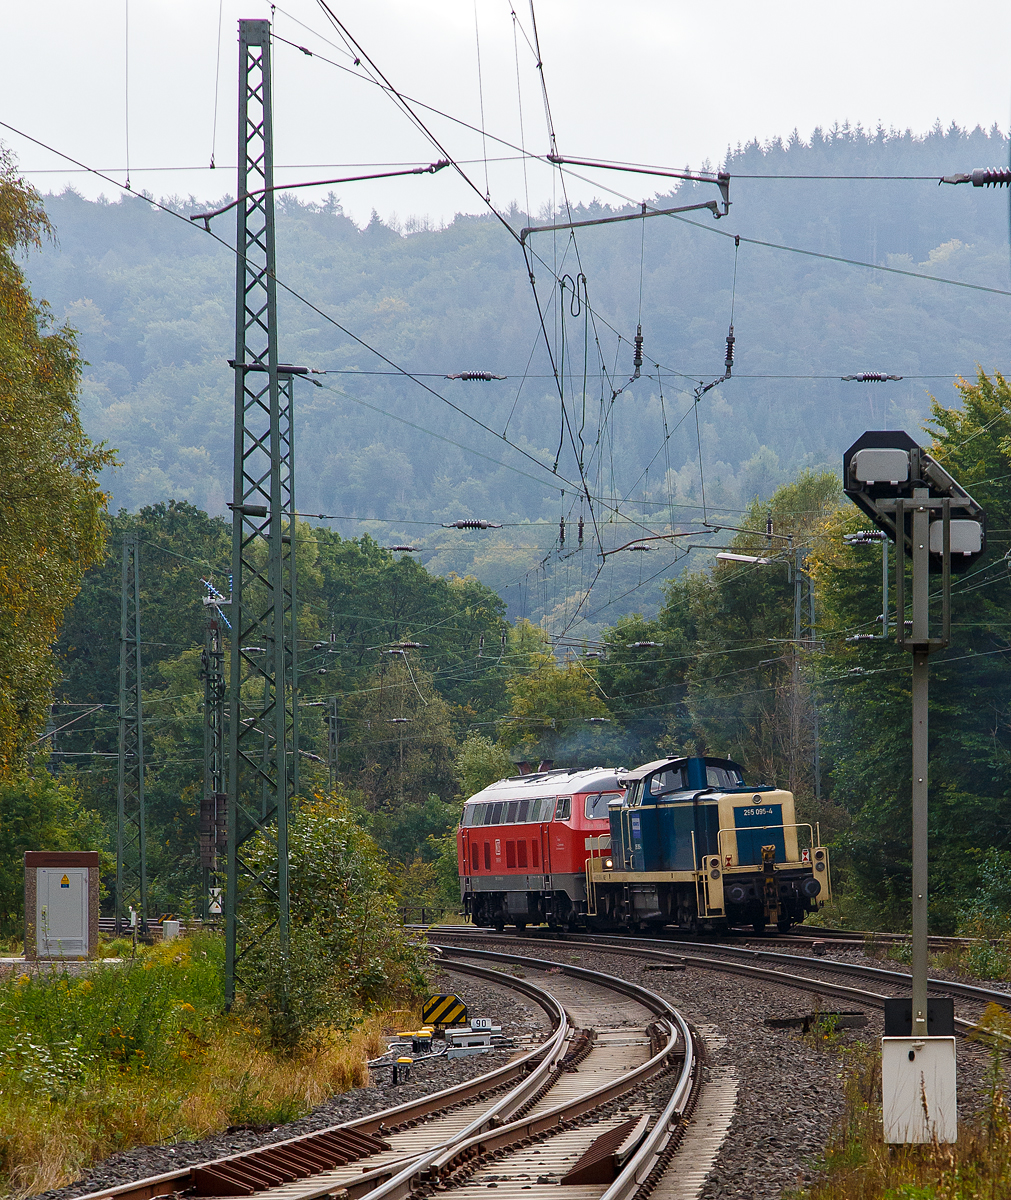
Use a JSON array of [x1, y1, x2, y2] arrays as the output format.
[[327, 696, 338, 793], [225, 18, 304, 1006], [200, 598, 226, 919], [790, 545, 802, 796], [116, 533, 147, 933]]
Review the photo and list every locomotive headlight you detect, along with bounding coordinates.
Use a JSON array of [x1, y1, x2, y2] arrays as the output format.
[[815, 862, 826, 872], [710, 869, 721, 880], [604, 858, 613, 870]]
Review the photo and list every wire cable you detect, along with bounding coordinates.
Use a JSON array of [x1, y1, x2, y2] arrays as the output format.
[[210, 0, 224, 170], [124, 0, 131, 191], [473, 0, 490, 202]]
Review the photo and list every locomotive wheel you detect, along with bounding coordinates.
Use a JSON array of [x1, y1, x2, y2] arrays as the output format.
[[752, 920, 767, 936], [494, 920, 505, 932], [514, 921, 527, 931], [777, 917, 792, 933]]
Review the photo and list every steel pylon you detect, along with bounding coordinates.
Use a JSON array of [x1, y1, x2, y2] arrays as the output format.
[[116, 533, 147, 932], [225, 18, 301, 1006]]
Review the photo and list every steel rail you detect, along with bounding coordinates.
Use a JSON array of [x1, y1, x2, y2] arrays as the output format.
[[433, 930, 1005, 1036], [414, 949, 698, 1200], [70, 959, 567, 1200], [598, 1006, 696, 1200], [364, 949, 695, 1200], [553, 930, 1011, 1011]]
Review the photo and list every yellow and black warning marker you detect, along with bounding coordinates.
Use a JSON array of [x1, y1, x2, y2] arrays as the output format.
[[422, 994, 468, 1026]]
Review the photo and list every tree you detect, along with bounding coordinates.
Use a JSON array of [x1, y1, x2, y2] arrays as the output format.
[[337, 653, 458, 812], [454, 732, 514, 797], [0, 769, 108, 935], [499, 656, 613, 765], [0, 151, 112, 773], [242, 794, 426, 1045], [600, 471, 841, 795], [810, 371, 1011, 928], [311, 531, 508, 723]]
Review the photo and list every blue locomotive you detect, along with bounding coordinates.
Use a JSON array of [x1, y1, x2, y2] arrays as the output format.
[[584, 755, 830, 934]]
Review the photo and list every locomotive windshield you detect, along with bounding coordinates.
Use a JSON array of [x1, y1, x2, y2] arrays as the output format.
[[584, 792, 622, 820]]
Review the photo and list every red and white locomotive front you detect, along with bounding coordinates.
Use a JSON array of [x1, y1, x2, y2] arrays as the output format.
[[458, 766, 625, 930]]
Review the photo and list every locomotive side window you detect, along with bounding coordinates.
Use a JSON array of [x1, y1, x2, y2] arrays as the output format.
[[649, 768, 685, 796], [506, 800, 519, 823], [531, 797, 554, 822], [484, 841, 491, 869], [517, 798, 529, 822], [491, 801, 504, 824], [554, 796, 572, 821], [705, 765, 743, 788]]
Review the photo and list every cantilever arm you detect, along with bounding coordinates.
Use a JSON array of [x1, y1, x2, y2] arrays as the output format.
[[189, 160, 449, 229], [520, 199, 723, 244]]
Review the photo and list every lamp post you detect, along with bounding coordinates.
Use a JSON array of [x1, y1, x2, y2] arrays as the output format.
[[842, 430, 985, 1144]]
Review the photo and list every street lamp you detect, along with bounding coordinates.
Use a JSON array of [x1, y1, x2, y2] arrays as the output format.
[[842, 429, 985, 1145]]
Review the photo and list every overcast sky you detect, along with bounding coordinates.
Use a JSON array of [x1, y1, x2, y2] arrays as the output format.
[[4, 1, 1010, 227]]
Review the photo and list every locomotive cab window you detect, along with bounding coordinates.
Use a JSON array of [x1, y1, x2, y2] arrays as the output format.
[[706, 765, 743, 788], [584, 792, 620, 820], [553, 796, 571, 821], [649, 768, 685, 797]]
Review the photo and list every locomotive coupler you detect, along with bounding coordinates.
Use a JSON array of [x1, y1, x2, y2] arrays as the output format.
[[761, 844, 780, 926]]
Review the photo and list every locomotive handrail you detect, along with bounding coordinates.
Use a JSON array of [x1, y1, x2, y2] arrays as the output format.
[[716, 821, 814, 866]]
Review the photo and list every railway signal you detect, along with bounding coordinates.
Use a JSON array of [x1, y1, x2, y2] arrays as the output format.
[[843, 429, 985, 1143]]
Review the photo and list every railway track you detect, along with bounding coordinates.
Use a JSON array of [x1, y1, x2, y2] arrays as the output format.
[[73, 955, 699, 1200], [411, 924, 974, 954], [428, 927, 1011, 1036]]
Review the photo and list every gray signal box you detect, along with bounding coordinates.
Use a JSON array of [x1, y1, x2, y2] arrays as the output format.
[[24, 852, 100, 959]]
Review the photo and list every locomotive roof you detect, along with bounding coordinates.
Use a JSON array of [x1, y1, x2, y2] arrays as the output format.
[[464, 766, 626, 805], [622, 755, 746, 784]]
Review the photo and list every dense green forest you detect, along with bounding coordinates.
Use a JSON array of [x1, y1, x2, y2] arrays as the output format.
[[24, 122, 1011, 639]]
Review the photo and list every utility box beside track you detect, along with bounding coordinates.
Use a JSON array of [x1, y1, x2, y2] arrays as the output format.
[[882, 1036, 957, 1143], [24, 851, 100, 960]]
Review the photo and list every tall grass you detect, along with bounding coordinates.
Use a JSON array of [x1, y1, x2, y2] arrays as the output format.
[[794, 1006, 1011, 1199], [0, 935, 414, 1197]]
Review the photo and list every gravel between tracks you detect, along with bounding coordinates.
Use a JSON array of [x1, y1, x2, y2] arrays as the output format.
[[430, 935, 996, 1200], [34, 968, 550, 1200]]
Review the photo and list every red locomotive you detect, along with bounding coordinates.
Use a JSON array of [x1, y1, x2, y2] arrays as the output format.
[[457, 765, 625, 930]]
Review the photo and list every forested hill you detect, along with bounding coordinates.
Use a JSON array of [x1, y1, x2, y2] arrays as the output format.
[[24, 121, 1011, 634]]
